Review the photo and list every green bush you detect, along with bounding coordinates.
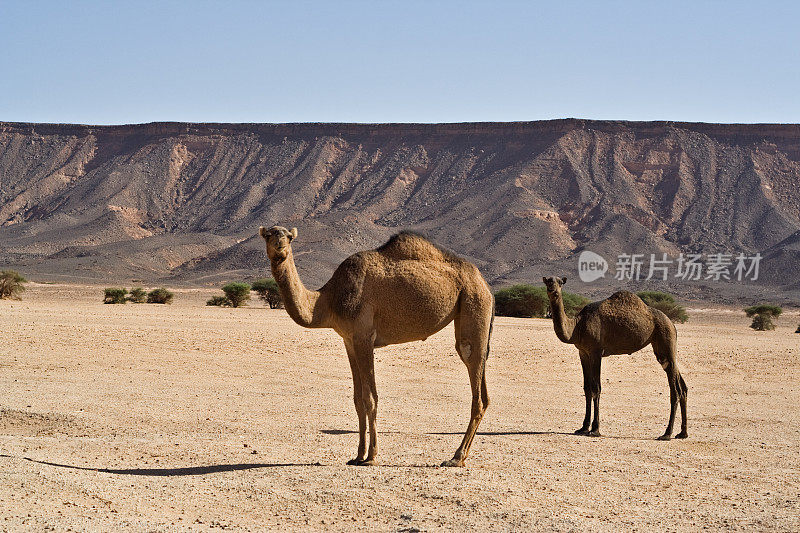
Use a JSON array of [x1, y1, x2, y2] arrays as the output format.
[[751, 314, 776, 331], [206, 295, 231, 307], [251, 278, 283, 308], [744, 304, 782, 331], [103, 288, 128, 304], [222, 282, 251, 308], [495, 284, 587, 318], [0, 270, 27, 300], [561, 291, 590, 318], [128, 287, 147, 303], [637, 291, 689, 323], [147, 288, 174, 304], [495, 285, 548, 318]]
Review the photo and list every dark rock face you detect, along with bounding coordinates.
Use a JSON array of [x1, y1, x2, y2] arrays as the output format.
[[1, 120, 799, 303]]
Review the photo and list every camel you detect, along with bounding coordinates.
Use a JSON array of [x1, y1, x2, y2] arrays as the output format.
[[542, 276, 688, 440], [260, 226, 494, 467]]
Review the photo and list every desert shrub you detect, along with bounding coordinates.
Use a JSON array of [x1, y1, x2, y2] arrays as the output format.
[[637, 291, 689, 323], [751, 314, 776, 331], [128, 287, 147, 303], [795, 324, 800, 334], [744, 304, 782, 331], [222, 282, 251, 308], [103, 288, 128, 304], [561, 291, 589, 318], [495, 285, 548, 318], [206, 295, 231, 307], [0, 270, 27, 300], [495, 284, 587, 318], [251, 278, 283, 308], [147, 287, 174, 304]]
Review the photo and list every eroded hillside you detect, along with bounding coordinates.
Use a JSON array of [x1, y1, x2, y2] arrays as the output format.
[[1, 120, 799, 302]]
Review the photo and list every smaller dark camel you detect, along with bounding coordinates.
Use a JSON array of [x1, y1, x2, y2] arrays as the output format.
[[543, 276, 688, 440]]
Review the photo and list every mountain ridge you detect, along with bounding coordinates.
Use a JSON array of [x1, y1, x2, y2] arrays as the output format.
[[2, 119, 799, 304]]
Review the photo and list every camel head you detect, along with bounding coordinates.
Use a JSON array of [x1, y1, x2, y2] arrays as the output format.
[[543, 276, 567, 299], [259, 225, 298, 262]]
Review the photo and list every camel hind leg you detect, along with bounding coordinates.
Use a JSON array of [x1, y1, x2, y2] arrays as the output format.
[[676, 373, 688, 438], [654, 332, 688, 440], [442, 298, 492, 467]]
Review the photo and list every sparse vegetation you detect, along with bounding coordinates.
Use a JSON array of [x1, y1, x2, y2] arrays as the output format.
[[206, 295, 231, 307], [251, 278, 283, 308], [494, 284, 587, 318], [637, 291, 689, 323], [561, 291, 590, 318], [207, 282, 252, 308], [495, 285, 548, 318], [796, 324, 800, 334], [744, 304, 783, 331], [103, 288, 128, 304], [146, 288, 174, 304], [222, 282, 251, 308], [128, 287, 147, 303], [0, 270, 27, 300]]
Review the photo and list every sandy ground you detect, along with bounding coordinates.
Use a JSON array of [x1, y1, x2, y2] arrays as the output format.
[[1, 283, 798, 532]]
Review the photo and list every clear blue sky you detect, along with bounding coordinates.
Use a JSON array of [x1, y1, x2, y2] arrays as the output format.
[[1, 0, 799, 125]]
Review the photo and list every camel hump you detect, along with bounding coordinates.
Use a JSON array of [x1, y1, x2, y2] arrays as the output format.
[[598, 290, 651, 315], [608, 290, 642, 303], [376, 231, 464, 264]]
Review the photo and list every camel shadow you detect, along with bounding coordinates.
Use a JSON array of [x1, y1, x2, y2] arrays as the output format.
[[15, 456, 321, 476], [322, 428, 658, 441], [322, 429, 573, 437], [427, 430, 572, 436], [428, 431, 661, 441], [320, 429, 402, 435]]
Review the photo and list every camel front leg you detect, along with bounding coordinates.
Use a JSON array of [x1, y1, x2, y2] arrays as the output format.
[[344, 340, 367, 465], [353, 336, 378, 466], [587, 353, 602, 437], [576, 352, 591, 434]]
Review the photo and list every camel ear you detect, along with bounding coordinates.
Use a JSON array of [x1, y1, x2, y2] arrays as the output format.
[[289, 227, 298, 240], [559, 277, 567, 285], [259, 226, 268, 238]]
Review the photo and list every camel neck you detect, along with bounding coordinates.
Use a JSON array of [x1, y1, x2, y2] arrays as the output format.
[[550, 293, 576, 344], [271, 248, 326, 328]]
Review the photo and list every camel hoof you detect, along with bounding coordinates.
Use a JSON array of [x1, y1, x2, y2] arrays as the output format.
[[675, 431, 688, 439], [656, 434, 671, 441], [356, 459, 377, 466], [574, 427, 590, 435], [440, 458, 465, 467], [587, 430, 602, 438], [346, 458, 365, 466]]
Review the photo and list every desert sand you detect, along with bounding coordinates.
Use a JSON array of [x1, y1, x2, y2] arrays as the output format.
[[1, 283, 798, 531]]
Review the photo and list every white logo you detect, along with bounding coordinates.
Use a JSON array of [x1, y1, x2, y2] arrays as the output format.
[[578, 250, 608, 282]]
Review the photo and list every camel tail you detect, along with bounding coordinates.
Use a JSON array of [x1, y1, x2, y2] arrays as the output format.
[[480, 296, 494, 408], [486, 296, 495, 360]]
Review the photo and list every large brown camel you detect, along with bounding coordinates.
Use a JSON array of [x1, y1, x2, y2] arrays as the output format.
[[543, 276, 688, 440], [260, 226, 494, 466]]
